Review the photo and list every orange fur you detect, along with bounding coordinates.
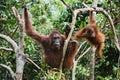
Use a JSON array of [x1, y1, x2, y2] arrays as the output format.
[[74, 12, 105, 60]]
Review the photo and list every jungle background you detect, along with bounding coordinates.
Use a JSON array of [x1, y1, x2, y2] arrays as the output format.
[[0, 0, 120, 80]]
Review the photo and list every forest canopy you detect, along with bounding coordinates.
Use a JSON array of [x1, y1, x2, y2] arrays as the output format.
[[0, 0, 120, 80]]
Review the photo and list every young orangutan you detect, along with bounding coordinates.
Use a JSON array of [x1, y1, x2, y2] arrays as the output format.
[[74, 11, 105, 62]]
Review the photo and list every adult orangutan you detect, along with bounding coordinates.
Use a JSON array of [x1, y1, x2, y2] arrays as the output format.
[[24, 7, 79, 70]]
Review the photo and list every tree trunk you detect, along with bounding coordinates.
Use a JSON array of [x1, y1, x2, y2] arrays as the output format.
[[89, 46, 95, 80]]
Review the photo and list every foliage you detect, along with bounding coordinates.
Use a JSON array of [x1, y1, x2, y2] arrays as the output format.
[[0, 0, 120, 80]]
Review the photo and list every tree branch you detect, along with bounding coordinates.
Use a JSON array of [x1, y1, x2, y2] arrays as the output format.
[[75, 41, 87, 55], [12, 7, 21, 24], [82, 2, 89, 8], [59, 8, 78, 71], [24, 54, 42, 70], [0, 34, 18, 53], [12, 7, 25, 80], [100, 9, 120, 52], [72, 46, 90, 80], [0, 47, 14, 52], [77, 47, 91, 62], [61, 0, 74, 15], [89, 1, 98, 80], [0, 64, 16, 80]]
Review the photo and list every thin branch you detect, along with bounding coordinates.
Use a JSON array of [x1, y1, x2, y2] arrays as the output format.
[[0, 64, 16, 80], [113, 13, 120, 25], [12, 7, 21, 23], [82, 2, 89, 8], [11, 25, 19, 38], [24, 54, 42, 70], [76, 47, 91, 62], [0, 47, 14, 52], [24, 55, 48, 76], [0, 34, 18, 53], [61, 0, 74, 15], [75, 41, 87, 56]]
